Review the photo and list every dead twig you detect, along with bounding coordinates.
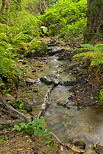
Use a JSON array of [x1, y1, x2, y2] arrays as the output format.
[[51, 132, 85, 153]]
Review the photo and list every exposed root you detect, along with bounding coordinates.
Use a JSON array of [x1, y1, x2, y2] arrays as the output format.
[[0, 96, 28, 123]]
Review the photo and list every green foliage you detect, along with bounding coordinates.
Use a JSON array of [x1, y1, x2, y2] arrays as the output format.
[[41, 26, 48, 34], [100, 88, 103, 103], [73, 44, 103, 66], [12, 32, 32, 43], [13, 118, 48, 135], [0, 43, 17, 87], [73, 43, 103, 104], [27, 40, 47, 57], [39, 0, 87, 40], [13, 117, 54, 146], [0, 4, 42, 90]]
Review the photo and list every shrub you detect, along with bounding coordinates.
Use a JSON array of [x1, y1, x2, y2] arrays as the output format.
[[99, 87, 103, 103], [0, 45, 17, 88], [13, 117, 54, 147], [73, 44, 103, 66], [39, 0, 87, 40], [27, 40, 47, 57]]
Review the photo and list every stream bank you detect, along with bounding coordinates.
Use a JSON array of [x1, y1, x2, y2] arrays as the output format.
[[0, 38, 103, 153]]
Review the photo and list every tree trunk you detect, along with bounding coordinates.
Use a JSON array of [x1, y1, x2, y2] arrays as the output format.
[[39, 0, 48, 14], [84, 0, 103, 43], [0, 0, 6, 14]]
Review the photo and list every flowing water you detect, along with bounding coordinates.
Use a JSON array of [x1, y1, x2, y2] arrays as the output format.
[[17, 55, 103, 145]]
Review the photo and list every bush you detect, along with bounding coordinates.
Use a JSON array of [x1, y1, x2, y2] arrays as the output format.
[[0, 43, 17, 88], [99, 87, 103, 103], [39, 0, 87, 40], [13, 117, 54, 147], [27, 40, 48, 57], [73, 44, 103, 66]]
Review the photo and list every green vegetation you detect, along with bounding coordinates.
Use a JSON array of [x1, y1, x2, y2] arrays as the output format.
[[1, 0, 103, 152], [13, 117, 54, 147], [0, 0, 103, 104], [73, 44, 103, 66], [74, 43, 103, 103], [39, 0, 87, 40], [0, 0, 46, 91], [99, 87, 103, 103]]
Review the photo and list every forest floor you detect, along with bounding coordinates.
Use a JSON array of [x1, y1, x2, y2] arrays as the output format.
[[0, 37, 103, 154]]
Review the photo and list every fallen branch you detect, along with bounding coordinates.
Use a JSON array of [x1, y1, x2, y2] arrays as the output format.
[[50, 132, 85, 153], [37, 83, 58, 119], [0, 96, 28, 122]]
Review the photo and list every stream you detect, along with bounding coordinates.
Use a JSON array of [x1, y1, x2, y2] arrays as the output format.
[[16, 52, 103, 146]]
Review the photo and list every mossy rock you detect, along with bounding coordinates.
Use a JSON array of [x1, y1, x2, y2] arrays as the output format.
[[26, 40, 47, 57]]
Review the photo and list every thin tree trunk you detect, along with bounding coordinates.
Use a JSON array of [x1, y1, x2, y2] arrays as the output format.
[[39, 0, 48, 14], [0, 0, 6, 14], [84, 0, 103, 43]]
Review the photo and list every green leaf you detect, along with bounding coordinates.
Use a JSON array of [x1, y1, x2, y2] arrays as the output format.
[[41, 26, 48, 34]]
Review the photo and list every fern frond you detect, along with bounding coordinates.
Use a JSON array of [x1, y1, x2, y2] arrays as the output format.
[[91, 56, 103, 66], [94, 44, 103, 49], [74, 43, 103, 66], [80, 44, 95, 51]]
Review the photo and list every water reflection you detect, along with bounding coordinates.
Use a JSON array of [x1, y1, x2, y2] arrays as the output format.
[[46, 105, 103, 144]]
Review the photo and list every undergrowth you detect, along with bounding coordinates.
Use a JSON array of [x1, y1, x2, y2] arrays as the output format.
[[73, 43, 103, 103], [13, 117, 54, 147], [73, 44, 103, 66], [39, 0, 87, 40]]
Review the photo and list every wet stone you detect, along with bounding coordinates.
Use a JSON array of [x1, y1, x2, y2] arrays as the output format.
[[61, 80, 79, 86], [57, 101, 68, 108], [48, 47, 65, 56], [33, 89, 38, 93], [32, 69, 36, 72], [40, 75, 60, 85], [40, 76, 54, 85], [26, 78, 36, 85]]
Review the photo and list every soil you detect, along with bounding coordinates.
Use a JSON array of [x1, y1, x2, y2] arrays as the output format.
[[0, 129, 60, 154], [64, 54, 103, 108]]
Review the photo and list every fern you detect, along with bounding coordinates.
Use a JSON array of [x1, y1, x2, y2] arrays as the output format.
[[39, 0, 87, 40], [73, 44, 103, 66], [99, 87, 103, 103], [12, 32, 32, 43], [80, 44, 95, 51]]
